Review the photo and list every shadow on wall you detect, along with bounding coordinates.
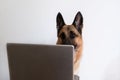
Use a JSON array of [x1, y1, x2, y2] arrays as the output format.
[[104, 55, 120, 80]]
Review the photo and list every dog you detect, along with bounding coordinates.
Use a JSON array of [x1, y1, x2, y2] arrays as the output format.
[[56, 11, 83, 74]]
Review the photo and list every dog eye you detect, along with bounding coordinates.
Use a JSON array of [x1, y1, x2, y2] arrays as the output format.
[[70, 31, 76, 39], [60, 32, 66, 39]]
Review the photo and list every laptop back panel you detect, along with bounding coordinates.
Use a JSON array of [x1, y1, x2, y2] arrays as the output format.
[[7, 43, 73, 80]]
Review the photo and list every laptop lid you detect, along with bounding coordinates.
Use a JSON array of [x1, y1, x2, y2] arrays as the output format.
[[7, 43, 73, 80]]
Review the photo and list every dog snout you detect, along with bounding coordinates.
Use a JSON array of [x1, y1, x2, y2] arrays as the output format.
[[63, 40, 72, 45]]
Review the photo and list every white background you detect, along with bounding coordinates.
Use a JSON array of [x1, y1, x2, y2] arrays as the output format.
[[0, 0, 120, 80]]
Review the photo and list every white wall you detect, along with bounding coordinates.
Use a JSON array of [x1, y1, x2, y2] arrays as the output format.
[[0, 0, 120, 80]]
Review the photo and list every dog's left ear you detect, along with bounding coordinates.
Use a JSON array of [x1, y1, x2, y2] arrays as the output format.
[[72, 11, 83, 34]]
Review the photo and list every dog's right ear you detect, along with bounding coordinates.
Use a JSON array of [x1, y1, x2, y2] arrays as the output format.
[[56, 12, 65, 36]]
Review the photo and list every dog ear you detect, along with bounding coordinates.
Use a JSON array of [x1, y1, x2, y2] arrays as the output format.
[[56, 12, 65, 36], [72, 11, 83, 34]]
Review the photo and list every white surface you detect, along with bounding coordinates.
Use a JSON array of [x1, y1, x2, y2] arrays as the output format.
[[0, 0, 120, 80]]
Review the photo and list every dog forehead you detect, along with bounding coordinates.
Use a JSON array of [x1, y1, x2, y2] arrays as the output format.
[[62, 25, 76, 31], [59, 25, 80, 36]]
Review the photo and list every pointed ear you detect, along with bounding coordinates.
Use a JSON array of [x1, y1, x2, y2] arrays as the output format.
[[72, 11, 83, 34], [56, 12, 65, 36]]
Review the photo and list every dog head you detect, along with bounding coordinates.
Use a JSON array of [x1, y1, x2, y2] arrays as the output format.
[[56, 12, 83, 51]]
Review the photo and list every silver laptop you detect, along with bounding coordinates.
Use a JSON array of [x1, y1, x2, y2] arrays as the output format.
[[7, 43, 73, 80]]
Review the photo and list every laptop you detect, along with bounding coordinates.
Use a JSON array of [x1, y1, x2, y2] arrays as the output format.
[[7, 43, 74, 80]]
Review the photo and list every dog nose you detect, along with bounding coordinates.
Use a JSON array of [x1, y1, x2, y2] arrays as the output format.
[[65, 42, 70, 45], [63, 40, 72, 45]]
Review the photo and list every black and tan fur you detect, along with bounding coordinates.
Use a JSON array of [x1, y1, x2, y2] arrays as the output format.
[[56, 12, 83, 74]]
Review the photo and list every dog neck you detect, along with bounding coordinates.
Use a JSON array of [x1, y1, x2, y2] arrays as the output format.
[[73, 43, 83, 75]]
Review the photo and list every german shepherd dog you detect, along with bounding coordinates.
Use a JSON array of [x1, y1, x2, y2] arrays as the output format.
[[56, 11, 83, 74]]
